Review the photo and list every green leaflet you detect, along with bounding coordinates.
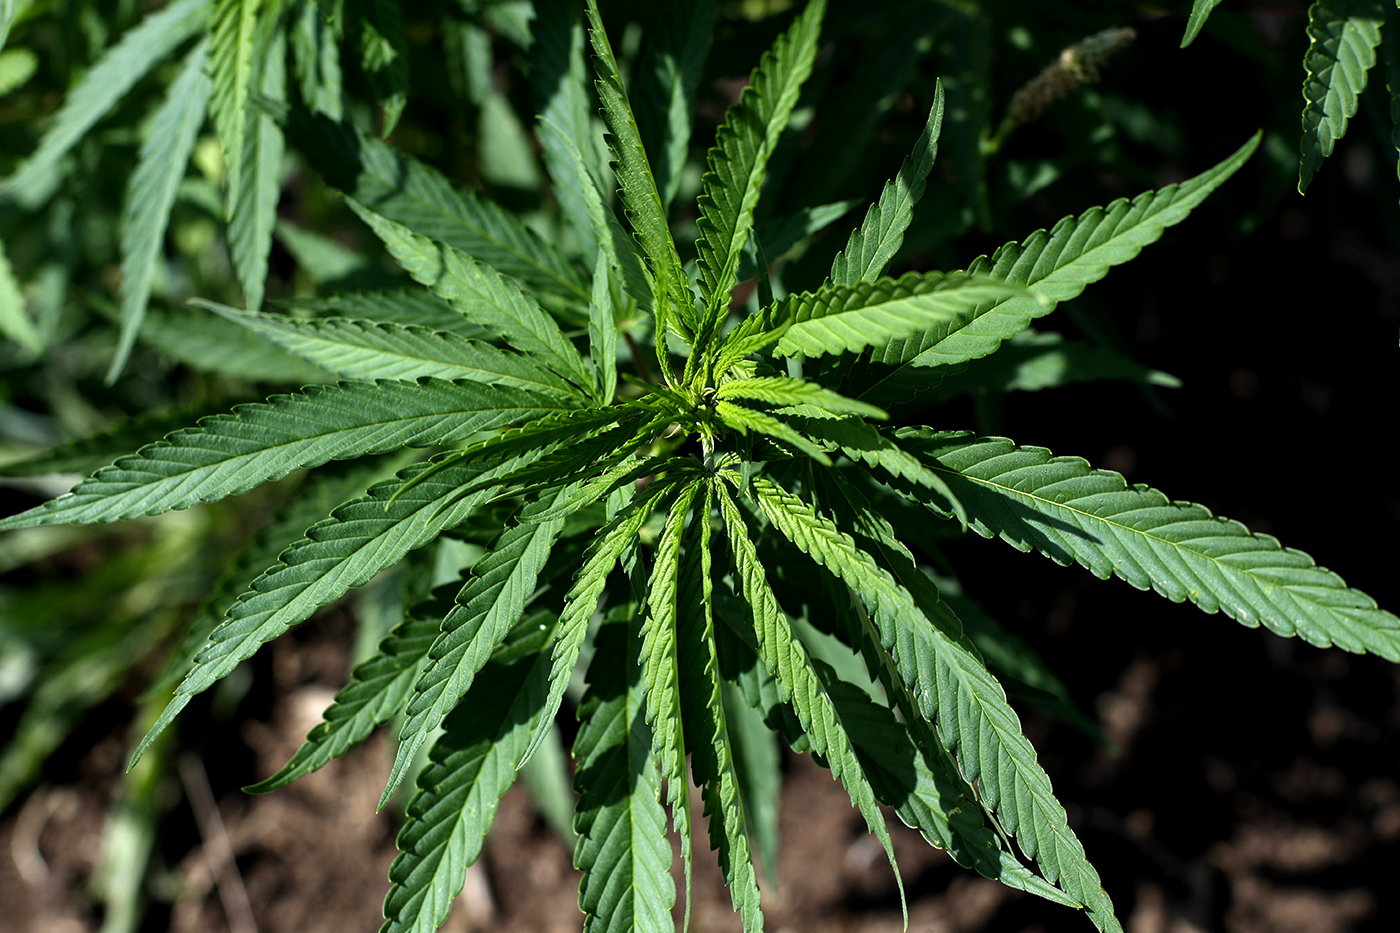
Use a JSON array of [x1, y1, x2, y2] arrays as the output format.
[[146, 455, 403, 701], [352, 0, 409, 136], [573, 617, 675, 933], [927, 331, 1180, 401], [714, 400, 832, 465], [289, 0, 343, 119], [585, 0, 693, 351], [1181, 0, 1226, 47], [0, 404, 225, 478], [276, 290, 488, 337], [637, 481, 700, 922], [132, 452, 519, 769], [849, 133, 1261, 403], [201, 302, 578, 397], [898, 430, 1400, 662], [283, 109, 588, 305], [588, 251, 619, 404], [131, 301, 336, 384], [245, 608, 438, 793], [381, 617, 559, 933], [349, 202, 594, 393], [766, 272, 1023, 360], [635, 0, 715, 209], [0, 238, 38, 353], [715, 376, 886, 420], [692, 0, 824, 342], [677, 484, 764, 929], [719, 678, 781, 886], [0, 0, 211, 208], [525, 479, 676, 766], [716, 481, 906, 924], [384, 484, 571, 807], [0, 379, 566, 531], [209, 0, 261, 213], [1298, 0, 1386, 193], [226, 8, 287, 315], [749, 476, 1119, 931], [828, 81, 944, 287], [111, 39, 211, 381]]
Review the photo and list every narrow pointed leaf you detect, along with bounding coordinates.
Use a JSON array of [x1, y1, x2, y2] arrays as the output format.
[[716, 376, 886, 420], [0, 379, 566, 530], [693, 0, 824, 338], [714, 400, 832, 466], [750, 476, 1119, 931], [349, 202, 594, 392], [111, 39, 211, 380], [573, 618, 675, 933], [201, 302, 577, 397], [134, 453, 520, 768], [829, 82, 944, 287], [1298, 0, 1385, 192], [635, 0, 715, 208], [1181, 0, 1226, 47], [284, 109, 588, 304], [276, 289, 487, 337], [227, 13, 286, 314], [289, 0, 344, 119], [209, 0, 261, 212], [353, 0, 409, 136], [0, 0, 211, 207], [898, 430, 1400, 661], [381, 620, 559, 933], [851, 133, 1261, 403]]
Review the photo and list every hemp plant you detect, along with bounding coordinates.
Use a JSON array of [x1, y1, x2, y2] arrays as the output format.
[[2, 2, 1397, 932]]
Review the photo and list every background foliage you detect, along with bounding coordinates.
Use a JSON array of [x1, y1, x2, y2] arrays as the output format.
[[0, 1, 1397, 931]]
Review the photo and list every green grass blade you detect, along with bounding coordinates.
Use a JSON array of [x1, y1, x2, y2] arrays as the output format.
[[849, 133, 1261, 403], [226, 10, 286, 314], [1298, 0, 1385, 193], [751, 476, 1118, 930], [200, 302, 578, 397], [133, 453, 519, 770], [692, 0, 824, 342], [0, 0, 210, 208], [209, 0, 261, 212], [284, 109, 588, 305], [898, 430, 1400, 662], [381, 619, 559, 933], [1181, 0, 1226, 47], [828, 81, 944, 287], [349, 202, 594, 393], [573, 617, 676, 933], [0, 379, 567, 530], [110, 38, 211, 381]]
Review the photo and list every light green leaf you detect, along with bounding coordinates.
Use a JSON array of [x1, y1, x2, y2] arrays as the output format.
[[763, 272, 1023, 360], [133, 452, 522, 769], [111, 39, 211, 381], [829, 82, 944, 287], [385, 485, 571, 807], [353, 0, 409, 136], [289, 0, 343, 119], [1298, 0, 1385, 193], [636, 0, 715, 208], [898, 430, 1400, 662], [1181, 0, 1226, 47], [692, 0, 824, 341], [382, 618, 558, 933], [928, 330, 1180, 400], [349, 202, 594, 393], [132, 301, 336, 383], [850, 133, 1261, 403], [716, 482, 905, 922], [0, 379, 567, 531], [209, 0, 261, 212], [276, 289, 488, 337], [0, 0, 211, 208], [719, 678, 780, 886], [716, 376, 886, 420], [284, 109, 589, 305], [0, 237, 39, 353], [573, 617, 675, 933], [227, 11, 286, 315], [714, 400, 832, 466], [585, 0, 693, 348], [588, 251, 619, 404], [199, 302, 579, 397], [677, 484, 764, 929], [750, 476, 1117, 930]]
